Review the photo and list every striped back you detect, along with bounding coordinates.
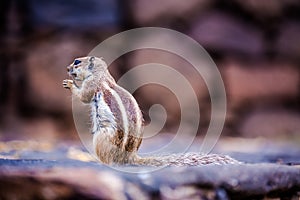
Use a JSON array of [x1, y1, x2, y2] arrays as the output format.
[[94, 78, 144, 153]]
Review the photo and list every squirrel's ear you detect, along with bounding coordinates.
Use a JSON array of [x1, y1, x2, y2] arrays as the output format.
[[88, 56, 95, 70], [89, 56, 95, 62]]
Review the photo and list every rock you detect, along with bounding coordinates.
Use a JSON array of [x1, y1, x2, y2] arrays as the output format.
[[0, 139, 300, 199], [0, 159, 299, 200], [25, 33, 95, 114], [276, 21, 300, 61], [189, 12, 264, 57], [126, 33, 211, 130], [222, 60, 299, 108], [233, 0, 299, 18], [131, 0, 212, 25], [240, 109, 300, 139]]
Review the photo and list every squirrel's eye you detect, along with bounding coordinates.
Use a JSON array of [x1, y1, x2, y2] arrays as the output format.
[[74, 60, 81, 65]]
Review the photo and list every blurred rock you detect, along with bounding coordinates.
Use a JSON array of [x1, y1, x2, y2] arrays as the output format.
[[131, 0, 212, 26], [222, 60, 299, 108], [27, 0, 119, 29], [129, 49, 209, 98], [25, 34, 95, 114], [128, 44, 210, 130], [240, 109, 300, 139], [189, 12, 264, 57], [1, 0, 300, 143], [233, 0, 300, 18], [276, 21, 300, 62], [40, 168, 127, 200], [0, 158, 300, 199]]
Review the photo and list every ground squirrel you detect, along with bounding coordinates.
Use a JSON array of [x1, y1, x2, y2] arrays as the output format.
[[63, 56, 240, 166]]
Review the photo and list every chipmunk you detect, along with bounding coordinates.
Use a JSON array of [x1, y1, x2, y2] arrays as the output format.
[[63, 56, 240, 166]]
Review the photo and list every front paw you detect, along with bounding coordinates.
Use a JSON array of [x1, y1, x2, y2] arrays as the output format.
[[63, 79, 73, 89]]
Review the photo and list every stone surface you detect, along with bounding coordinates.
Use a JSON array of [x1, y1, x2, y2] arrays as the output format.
[[0, 159, 299, 200], [0, 139, 300, 199]]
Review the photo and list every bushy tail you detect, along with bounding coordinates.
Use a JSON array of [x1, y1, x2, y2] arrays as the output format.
[[135, 153, 241, 166]]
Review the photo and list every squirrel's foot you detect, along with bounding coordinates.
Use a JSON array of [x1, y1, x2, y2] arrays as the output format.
[[63, 79, 73, 89]]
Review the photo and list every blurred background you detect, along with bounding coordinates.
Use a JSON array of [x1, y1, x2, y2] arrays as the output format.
[[0, 0, 299, 148]]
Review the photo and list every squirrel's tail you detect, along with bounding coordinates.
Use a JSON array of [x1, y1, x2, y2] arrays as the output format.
[[134, 155, 167, 166], [135, 153, 241, 166]]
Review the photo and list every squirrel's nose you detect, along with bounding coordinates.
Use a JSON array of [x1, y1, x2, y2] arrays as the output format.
[[67, 66, 72, 72]]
